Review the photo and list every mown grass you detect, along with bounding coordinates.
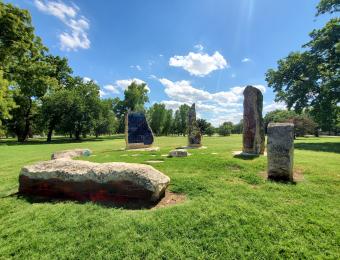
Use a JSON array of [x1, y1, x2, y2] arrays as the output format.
[[0, 135, 339, 259]]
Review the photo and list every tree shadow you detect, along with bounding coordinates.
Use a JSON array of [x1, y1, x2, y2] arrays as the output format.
[[0, 135, 125, 146], [295, 142, 340, 154]]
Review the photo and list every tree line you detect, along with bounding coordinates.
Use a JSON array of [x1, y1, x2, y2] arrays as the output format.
[[0, 0, 338, 142]]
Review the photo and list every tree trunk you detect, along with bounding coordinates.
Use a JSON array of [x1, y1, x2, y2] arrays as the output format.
[[18, 98, 32, 142], [75, 130, 81, 140]]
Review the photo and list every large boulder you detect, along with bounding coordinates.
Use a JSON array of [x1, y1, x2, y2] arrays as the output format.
[[51, 149, 91, 160], [19, 159, 170, 203], [242, 86, 265, 155]]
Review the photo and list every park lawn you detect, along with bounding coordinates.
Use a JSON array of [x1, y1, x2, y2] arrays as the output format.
[[0, 135, 339, 259]]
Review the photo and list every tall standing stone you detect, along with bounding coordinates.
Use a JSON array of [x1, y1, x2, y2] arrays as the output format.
[[267, 123, 294, 181], [125, 111, 154, 149], [188, 103, 202, 147], [242, 85, 265, 155]]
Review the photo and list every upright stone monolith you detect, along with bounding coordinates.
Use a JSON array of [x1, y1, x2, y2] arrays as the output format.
[[125, 111, 154, 149], [267, 123, 294, 181], [242, 86, 265, 155], [188, 103, 202, 147]]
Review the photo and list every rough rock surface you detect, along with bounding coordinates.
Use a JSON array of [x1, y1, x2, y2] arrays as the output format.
[[125, 112, 154, 149], [51, 149, 91, 160], [242, 86, 265, 155], [19, 159, 170, 203], [188, 103, 202, 147], [267, 123, 294, 181], [169, 149, 188, 157]]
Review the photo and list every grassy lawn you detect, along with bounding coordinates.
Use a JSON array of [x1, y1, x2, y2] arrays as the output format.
[[0, 135, 339, 259]]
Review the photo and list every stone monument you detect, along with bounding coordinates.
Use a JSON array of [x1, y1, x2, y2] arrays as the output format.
[[242, 85, 265, 155], [188, 103, 202, 147], [267, 123, 294, 181], [125, 111, 154, 149]]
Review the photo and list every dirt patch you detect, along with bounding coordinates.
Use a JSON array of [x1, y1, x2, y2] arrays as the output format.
[[258, 168, 304, 183], [152, 191, 187, 209]]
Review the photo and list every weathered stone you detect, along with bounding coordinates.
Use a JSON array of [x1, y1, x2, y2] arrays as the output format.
[[125, 112, 154, 149], [19, 159, 170, 203], [51, 149, 91, 160], [242, 86, 265, 155], [267, 123, 294, 181], [188, 103, 202, 147], [169, 149, 188, 157]]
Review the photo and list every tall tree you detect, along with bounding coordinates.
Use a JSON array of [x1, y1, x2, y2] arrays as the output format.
[[148, 103, 167, 136], [265, 0, 339, 132], [0, 70, 15, 136]]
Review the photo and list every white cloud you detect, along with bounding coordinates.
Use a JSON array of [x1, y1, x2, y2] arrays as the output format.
[[194, 44, 204, 52], [159, 78, 267, 126], [263, 102, 286, 114], [99, 90, 107, 98], [169, 51, 228, 77], [130, 65, 142, 71], [103, 84, 120, 94], [83, 77, 91, 83], [242, 58, 252, 63], [34, 0, 90, 51]]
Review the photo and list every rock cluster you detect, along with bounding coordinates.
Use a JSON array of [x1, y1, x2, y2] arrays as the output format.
[[51, 149, 91, 160]]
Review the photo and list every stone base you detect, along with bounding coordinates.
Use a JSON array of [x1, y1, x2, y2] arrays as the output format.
[[126, 147, 160, 152], [233, 151, 267, 157], [176, 146, 207, 150], [126, 143, 153, 149]]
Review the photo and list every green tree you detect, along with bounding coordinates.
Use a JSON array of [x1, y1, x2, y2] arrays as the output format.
[[93, 99, 117, 138], [218, 122, 233, 136], [148, 103, 167, 136], [179, 104, 190, 136], [162, 109, 173, 136], [113, 82, 149, 133], [265, 0, 340, 132], [0, 70, 15, 136], [197, 118, 212, 135], [232, 120, 243, 134], [205, 126, 215, 136]]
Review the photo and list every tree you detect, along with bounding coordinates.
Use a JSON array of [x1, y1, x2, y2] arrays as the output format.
[[148, 103, 167, 136], [265, 0, 340, 132], [0, 70, 15, 136], [113, 81, 149, 133], [264, 109, 318, 137], [232, 120, 243, 134], [178, 104, 190, 136], [197, 118, 212, 135], [205, 126, 215, 136], [93, 99, 117, 137], [162, 109, 173, 136], [58, 77, 101, 140], [218, 122, 233, 136], [316, 0, 340, 15]]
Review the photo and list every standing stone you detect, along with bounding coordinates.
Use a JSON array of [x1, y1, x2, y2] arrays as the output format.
[[188, 103, 202, 147], [242, 86, 265, 155], [267, 123, 294, 181], [125, 112, 154, 149]]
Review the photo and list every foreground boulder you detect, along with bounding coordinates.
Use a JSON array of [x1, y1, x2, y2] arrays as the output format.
[[19, 159, 170, 203], [51, 149, 92, 160]]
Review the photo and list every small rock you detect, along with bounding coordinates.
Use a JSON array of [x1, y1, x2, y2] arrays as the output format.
[[169, 149, 188, 157], [51, 149, 92, 160]]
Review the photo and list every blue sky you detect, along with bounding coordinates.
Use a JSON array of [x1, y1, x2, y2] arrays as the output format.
[[7, 0, 332, 125]]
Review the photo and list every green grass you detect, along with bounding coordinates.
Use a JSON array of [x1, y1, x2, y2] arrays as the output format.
[[0, 135, 339, 259]]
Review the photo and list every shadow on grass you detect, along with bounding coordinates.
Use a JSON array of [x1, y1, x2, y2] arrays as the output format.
[[295, 142, 340, 154], [9, 190, 185, 210], [0, 135, 125, 146], [233, 153, 260, 160]]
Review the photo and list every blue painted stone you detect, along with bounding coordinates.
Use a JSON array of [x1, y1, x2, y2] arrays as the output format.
[[127, 112, 154, 145]]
